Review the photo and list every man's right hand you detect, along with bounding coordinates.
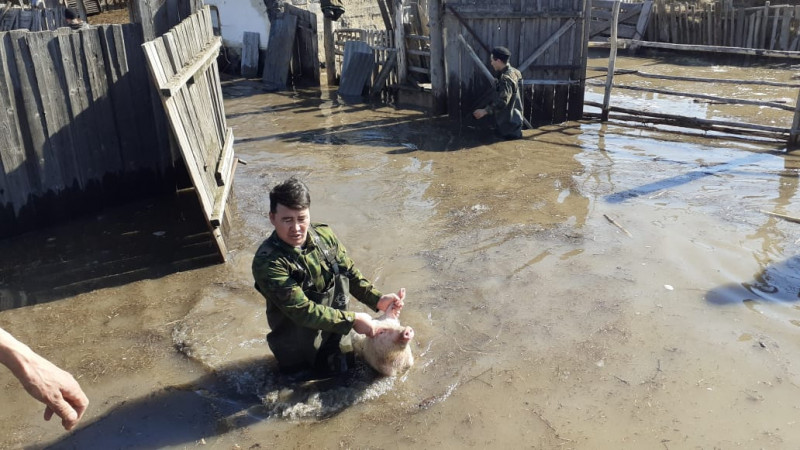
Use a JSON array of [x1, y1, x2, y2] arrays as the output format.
[[473, 108, 488, 119]]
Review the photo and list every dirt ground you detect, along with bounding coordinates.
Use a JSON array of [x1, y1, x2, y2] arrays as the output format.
[[1, 52, 800, 449]]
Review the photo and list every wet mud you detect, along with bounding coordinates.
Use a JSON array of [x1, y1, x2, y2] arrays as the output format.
[[2, 52, 800, 449]]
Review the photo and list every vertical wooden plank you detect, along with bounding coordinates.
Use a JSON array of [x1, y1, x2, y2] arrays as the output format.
[[760, 1, 770, 49], [444, 10, 461, 120], [568, 0, 590, 121], [262, 14, 297, 91], [602, 0, 619, 122], [80, 26, 123, 176], [395, 2, 407, 85], [324, 17, 336, 85], [428, 0, 446, 115], [769, 5, 780, 49], [10, 30, 60, 194], [747, 12, 756, 49], [122, 23, 170, 177], [53, 29, 91, 190], [0, 32, 32, 217], [779, 6, 793, 50]]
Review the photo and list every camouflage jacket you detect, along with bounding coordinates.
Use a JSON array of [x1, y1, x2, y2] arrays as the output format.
[[252, 223, 382, 337], [484, 65, 524, 138]]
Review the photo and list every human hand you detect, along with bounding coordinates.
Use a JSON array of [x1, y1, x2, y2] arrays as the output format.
[[15, 347, 89, 430], [377, 288, 405, 319], [473, 109, 488, 119]]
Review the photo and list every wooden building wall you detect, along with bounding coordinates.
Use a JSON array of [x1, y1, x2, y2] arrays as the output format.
[[443, 0, 590, 125]]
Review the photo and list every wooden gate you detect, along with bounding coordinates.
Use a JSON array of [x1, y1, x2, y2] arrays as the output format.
[[142, 6, 235, 260], [443, 0, 590, 125]]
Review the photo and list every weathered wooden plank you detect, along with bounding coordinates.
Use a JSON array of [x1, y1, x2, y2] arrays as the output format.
[[0, 32, 31, 211], [123, 23, 169, 176], [11, 30, 60, 192], [338, 40, 373, 97], [214, 127, 234, 186], [210, 157, 236, 228], [55, 28, 94, 187], [369, 48, 397, 96], [428, 0, 446, 114], [443, 11, 461, 120], [263, 14, 297, 91], [81, 27, 123, 175], [241, 31, 260, 78], [285, 3, 320, 85], [99, 25, 142, 175], [779, 6, 793, 50], [395, 2, 406, 85]]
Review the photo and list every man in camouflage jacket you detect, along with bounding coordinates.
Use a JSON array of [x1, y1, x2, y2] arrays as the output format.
[[252, 177, 405, 376], [473, 46, 524, 140]]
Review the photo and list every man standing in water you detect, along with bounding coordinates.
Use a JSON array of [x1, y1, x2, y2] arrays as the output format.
[[473, 46, 524, 140], [252, 177, 405, 378]]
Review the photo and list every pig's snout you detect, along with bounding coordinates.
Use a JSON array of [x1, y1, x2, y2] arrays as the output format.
[[401, 326, 414, 342]]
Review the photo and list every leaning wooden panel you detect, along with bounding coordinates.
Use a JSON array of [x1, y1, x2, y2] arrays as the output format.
[[142, 5, 234, 262]]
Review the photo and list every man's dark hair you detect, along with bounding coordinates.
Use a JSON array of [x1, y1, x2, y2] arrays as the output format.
[[64, 8, 78, 20], [491, 46, 511, 64], [269, 177, 311, 213]]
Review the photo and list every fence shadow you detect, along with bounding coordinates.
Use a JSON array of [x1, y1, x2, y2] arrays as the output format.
[[0, 190, 223, 311]]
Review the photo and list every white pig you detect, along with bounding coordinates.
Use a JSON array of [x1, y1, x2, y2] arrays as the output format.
[[351, 305, 414, 377]]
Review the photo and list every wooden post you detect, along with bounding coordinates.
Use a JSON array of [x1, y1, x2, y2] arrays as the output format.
[[602, 1, 621, 122], [789, 88, 800, 146], [428, 0, 446, 115], [395, 0, 407, 86], [324, 17, 337, 86]]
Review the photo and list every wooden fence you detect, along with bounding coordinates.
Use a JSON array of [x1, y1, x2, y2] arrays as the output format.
[[0, 4, 70, 31], [646, 0, 800, 51], [0, 22, 176, 238]]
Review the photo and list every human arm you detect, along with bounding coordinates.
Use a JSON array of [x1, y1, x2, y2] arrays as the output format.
[[0, 327, 88, 431]]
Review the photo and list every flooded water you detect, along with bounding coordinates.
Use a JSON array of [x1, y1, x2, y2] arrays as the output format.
[[2, 52, 800, 449]]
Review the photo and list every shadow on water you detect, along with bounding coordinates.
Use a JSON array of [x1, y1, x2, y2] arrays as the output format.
[[38, 357, 385, 450], [706, 255, 800, 305], [605, 153, 773, 203], [0, 191, 222, 311], [223, 78, 538, 153]]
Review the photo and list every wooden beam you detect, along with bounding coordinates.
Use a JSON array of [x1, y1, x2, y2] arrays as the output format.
[[585, 101, 791, 135], [518, 19, 575, 73], [215, 127, 234, 186], [159, 36, 221, 96], [428, 0, 446, 114], [369, 49, 397, 96], [395, 2, 406, 85], [324, 17, 336, 85], [617, 38, 800, 59], [588, 80, 796, 111], [602, 1, 621, 121], [444, 3, 489, 54]]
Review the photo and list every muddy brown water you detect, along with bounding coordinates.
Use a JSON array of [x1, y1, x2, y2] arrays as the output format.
[[2, 52, 800, 449]]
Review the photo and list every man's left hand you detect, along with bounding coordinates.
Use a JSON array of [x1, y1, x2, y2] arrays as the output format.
[[473, 109, 488, 119], [377, 288, 405, 318]]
